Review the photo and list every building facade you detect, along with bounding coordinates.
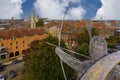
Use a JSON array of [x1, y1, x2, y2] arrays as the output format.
[[0, 28, 47, 61], [45, 20, 116, 49]]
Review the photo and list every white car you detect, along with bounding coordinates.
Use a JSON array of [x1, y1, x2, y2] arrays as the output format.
[[0, 75, 5, 80]]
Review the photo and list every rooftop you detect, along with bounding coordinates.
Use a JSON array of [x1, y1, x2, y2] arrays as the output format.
[[0, 28, 46, 39]]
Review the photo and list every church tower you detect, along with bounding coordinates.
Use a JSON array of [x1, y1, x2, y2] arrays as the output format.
[[100, 16, 102, 23], [31, 8, 36, 28]]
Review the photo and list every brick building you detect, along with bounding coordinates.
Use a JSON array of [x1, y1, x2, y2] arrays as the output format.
[[0, 28, 47, 61], [92, 22, 115, 38], [45, 20, 116, 49]]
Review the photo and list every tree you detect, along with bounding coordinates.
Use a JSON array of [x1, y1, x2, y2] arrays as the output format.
[[77, 28, 98, 45], [106, 36, 116, 48], [106, 36, 120, 48], [76, 28, 98, 56], [36, 19, 44, 27], [92, 28, 98, 37], [24, 35, 74, 80], [116, 36, 120, 43], [76, 43, 89, 56]]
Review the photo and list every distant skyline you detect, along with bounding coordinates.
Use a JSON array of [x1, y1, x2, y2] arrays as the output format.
[[0, 0, 120, 20]]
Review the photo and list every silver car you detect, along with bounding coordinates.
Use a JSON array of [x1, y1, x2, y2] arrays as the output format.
[[0, 75, 5, 80]]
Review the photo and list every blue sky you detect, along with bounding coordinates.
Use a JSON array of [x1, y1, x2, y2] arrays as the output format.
[[22, 0, 35, 18], [0, 0, 120, 20], [22, 0, 102, 19], [81, 0, 102, 19]]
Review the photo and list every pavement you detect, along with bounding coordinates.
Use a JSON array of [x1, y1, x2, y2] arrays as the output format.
[[2, 57, 23, 65]]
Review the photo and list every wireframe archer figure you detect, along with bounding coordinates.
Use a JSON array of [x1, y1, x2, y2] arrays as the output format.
[[55, 36, 120, 80]]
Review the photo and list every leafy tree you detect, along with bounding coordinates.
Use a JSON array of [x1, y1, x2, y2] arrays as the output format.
[[76, 43, 89, 56], [76, 28, 98, 56], [24, 35, 74, 80], [77, 28, 89, 45], [106, 36, 116, 48], [36, 19, 44, 27], [116, 36, 120, 43], [77, 28, 98, 45], [92, 28, 98, 37], [106, 36, 120, 48]]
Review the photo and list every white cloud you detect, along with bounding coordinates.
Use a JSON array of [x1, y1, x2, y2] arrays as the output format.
[[67, 6, 86, 20], [0, 0, 25, 19], [95, 0, 120, 20], [34, 0, 86, 20]]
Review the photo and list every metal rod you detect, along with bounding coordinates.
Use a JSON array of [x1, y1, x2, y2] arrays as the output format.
[[46, 42, 91, 59]]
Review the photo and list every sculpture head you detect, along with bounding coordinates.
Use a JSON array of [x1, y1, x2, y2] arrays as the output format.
[[89, 36, 108, 61]]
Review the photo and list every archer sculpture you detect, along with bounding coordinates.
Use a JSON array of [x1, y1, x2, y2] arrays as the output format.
[[55, 36, 120, 80]]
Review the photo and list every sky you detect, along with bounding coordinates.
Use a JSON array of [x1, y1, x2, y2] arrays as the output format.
[[0, 0, 120, 20]]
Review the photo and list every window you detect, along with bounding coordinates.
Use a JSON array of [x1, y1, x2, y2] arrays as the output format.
[[9, 52, 14, 58], [1, 48, 6, 53], [15, 51, 19, 56], [16, 46, 18, 49], [11, 37, 16, 40], [23, 41, 24, 43], [1, 44, 4, 47], [16, 41, 18, 45], [1, 55, 6, 59], [10, 47, 12, 50], [10, 43, 12, 46], [22, 50, 26, 55]]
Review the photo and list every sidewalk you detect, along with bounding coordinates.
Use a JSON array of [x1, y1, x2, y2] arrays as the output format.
[[2, 56, 23, 65], [2, 61, 12, 65]]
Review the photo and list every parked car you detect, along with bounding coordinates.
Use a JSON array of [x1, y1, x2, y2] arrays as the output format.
[[108, 49, 118, 54], [108, 49, 114, 54], [112, 49, 118, 52], [12, 60, 22, 65], [0, 75, 5, 80], [0, 65, 6, 72], [9, 70, 17, 78]]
